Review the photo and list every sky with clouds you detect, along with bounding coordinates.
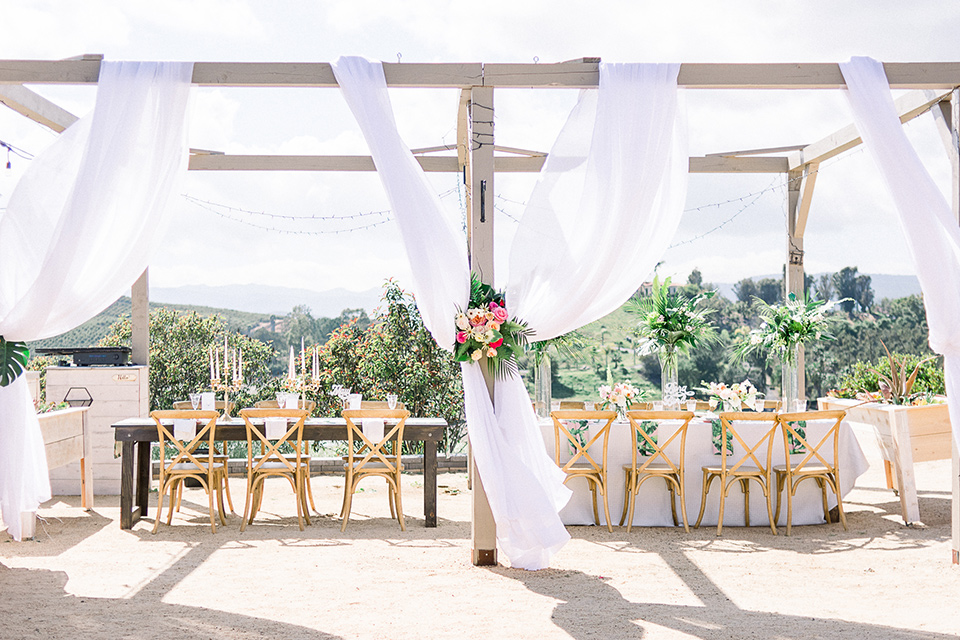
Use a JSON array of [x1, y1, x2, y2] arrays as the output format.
[[1, 1, 958, 296]]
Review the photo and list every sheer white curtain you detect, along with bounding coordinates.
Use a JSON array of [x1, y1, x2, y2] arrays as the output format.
[[0, 61, 193, 539], [840, 57, 960, 448], [334, 58, 685, 569]]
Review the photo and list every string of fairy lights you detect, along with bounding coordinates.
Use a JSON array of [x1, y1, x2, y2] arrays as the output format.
[[1, 125, 869, 245]]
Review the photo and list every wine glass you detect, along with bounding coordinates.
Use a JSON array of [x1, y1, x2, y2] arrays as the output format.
[[189, 393, 201, 410], [387, 394, 398, 410], [339, 387, 352, 410], [276, 391, 287, 408]]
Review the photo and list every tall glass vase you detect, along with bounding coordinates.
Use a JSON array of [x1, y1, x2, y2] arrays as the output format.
[[534, 354, 552, 418], [659, 345, 679, 410], [781, 344, 802, 413]]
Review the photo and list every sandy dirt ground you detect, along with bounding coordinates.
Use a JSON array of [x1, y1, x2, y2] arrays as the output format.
[[1, 434, 958, 640]]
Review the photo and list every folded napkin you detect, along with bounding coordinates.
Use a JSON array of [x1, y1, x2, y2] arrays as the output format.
[[362, 418, 385, 444], [265, 417, 288, 440], [201, 392, 216, 411], [173, 419, 196, 440]]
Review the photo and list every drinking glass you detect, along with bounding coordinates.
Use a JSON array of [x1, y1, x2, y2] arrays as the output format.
[[754, 397, 765, 412], [276, 391, 286, 408], [584, 402, 595, 411], [686, 400, 697, 412], [652, 401, 664, 411], [189, 393, 201, 410], [339, 387, 352, 410], [387, 394, 398, 410]]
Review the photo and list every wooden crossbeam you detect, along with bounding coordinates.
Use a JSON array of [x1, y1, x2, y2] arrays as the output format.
[[4, 60, 960, 89], [188, 153, 788, 174], [789, 88, 953, 170], [0, 84, 78, 132]]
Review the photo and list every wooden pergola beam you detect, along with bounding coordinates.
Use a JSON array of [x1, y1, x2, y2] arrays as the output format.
[[789, 88, 954, 170], [188, 153, 788, 174], [0, 84, 78, 132], [4, 60, 960, 89]]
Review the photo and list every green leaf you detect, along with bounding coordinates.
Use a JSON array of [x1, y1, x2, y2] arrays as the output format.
[[0, 337, 30, 387]]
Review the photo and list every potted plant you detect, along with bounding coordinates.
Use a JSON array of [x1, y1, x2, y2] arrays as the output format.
[[634, 277, 716, 409]]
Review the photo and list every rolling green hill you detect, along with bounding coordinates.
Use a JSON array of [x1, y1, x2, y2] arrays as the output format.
[[27, 297, 270, 351]]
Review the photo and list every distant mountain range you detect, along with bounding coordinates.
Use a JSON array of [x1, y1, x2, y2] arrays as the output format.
[[712, 273, 921, 302], [151, 284, 383, 318]]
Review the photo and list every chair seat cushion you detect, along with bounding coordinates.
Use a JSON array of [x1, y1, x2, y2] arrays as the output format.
[[254, 460, 309, 471], [343, 461, 402, 471], [565, 461, 600, 471], [624, 463, 678, 473], [773, 464, 833, 474], [170, 462, 225, 472], [701, 465, 765, 475]]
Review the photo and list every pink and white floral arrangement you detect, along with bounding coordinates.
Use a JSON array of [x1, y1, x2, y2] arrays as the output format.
[[701, 379, 761, 411], [453, 275, 531, 377], [598, 381, 642, 413]]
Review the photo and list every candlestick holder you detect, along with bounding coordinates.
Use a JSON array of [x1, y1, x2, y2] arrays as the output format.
[[211, 377, 243, 419], [281, 374, 321, 410]]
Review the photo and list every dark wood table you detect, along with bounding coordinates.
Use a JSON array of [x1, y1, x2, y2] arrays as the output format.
[[112, 417, 447, 530]]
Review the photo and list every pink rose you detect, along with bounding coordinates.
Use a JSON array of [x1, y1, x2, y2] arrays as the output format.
[[493, 306, 508, 323], [487, 347, 498, 358], [456, 331, 468, 344], [489, 337, 503, 348]]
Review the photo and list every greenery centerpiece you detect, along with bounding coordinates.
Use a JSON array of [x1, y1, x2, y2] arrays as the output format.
[[633, 276, 716, 409], [453, 274, 532, 378], [736, 293, 837, 411]]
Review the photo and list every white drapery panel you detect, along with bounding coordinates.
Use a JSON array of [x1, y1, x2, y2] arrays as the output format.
[[334, 58, 685, 569], [506, 63, 686, 341], [839, 56, 960, 447], [330, 57, 469, 348], [0, 61, 193, 539]]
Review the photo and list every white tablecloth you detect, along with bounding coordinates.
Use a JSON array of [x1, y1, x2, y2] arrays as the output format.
[[540, 417, 869, 528]]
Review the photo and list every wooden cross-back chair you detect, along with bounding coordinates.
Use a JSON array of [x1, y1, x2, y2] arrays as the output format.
[[150, 410, 227, 534], [694, 411, 779, 536], [172, 399, 236, 513], [550, 410, 618, 532], [238, 408, 311, 531], [341, 409, 410, 532], [621, 410, 695, 532], [254, 399, 319, 513], [774, 410, 849, 535]]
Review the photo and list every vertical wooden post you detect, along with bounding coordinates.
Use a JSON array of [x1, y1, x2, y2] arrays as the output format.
[[467, 85, 497, 566], [944, 91, 960, 561], [785, 168, 806, 403], [131, 268, 149, 367]]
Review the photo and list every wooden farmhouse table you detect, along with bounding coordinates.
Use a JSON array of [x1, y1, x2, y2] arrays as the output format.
[[112, 416, 447, 530]]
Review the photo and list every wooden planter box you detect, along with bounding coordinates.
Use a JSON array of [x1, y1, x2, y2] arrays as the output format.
[[818, 396, 951, 525]]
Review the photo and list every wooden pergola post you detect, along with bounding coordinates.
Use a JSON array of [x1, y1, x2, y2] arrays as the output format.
[[784, 163, 818, 405], [465, 85, 498, 566]]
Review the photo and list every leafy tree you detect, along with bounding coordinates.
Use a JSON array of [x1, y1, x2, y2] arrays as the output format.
[[100, 308, 278, 412], [815, 273, 834, 302], [832, 266, 874, 315], [756, 278, 782, 304], [687, 268, 703, 287], [733, 278, 759, 303]]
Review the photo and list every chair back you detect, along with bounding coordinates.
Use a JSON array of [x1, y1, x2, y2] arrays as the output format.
[[777, 410, 845, 475], [360, 400, 408, 411], [550, 410, 617, 474], [254, 399, 317, 412], [173, 400, 234, 414], [342, 409, 410, 473], [717, 412, 779, 475], [625, 410, 694, 475], [150, 410, 220, 474], [239, 408, 309, 476], [559, 401, 585, 410]]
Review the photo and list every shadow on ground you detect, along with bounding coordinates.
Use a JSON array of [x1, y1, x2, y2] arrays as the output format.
[[0, 565, 340, 640]]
